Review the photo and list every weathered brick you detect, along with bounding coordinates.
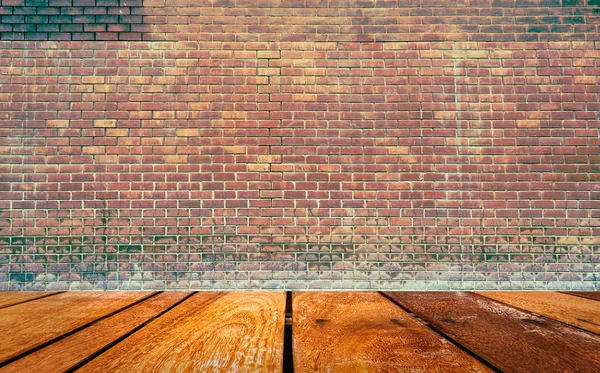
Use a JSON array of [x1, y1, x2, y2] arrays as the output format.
[[0, 0, 598, 290]]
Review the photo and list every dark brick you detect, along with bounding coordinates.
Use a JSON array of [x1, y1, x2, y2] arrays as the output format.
[[48, 15, 71, 22], [36, 6, 60, 14], [1, 15, 24, 23], [25, 15, 48, 22], [564, 16, 586, 23], [60, 23, 82, 31], [61, 7, 84, 15], [10, 273, 34, 282], [12, 6, 37, 14], [23, 31, 48, 39], [13, 23, 36, 31], [36, 23, 59, 31], [119, 15, 141, 23], [95, 14, 118, 23], [84, 6, 107, 14]]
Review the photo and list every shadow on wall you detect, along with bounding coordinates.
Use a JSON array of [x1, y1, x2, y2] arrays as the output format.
[[0, 0, 144, 41]]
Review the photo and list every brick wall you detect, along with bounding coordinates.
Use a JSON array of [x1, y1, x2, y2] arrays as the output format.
[[0, 0, 598, 290]]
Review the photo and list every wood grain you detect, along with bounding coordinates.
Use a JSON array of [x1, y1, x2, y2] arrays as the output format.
[[292, 292, 492, 373], [564, 292, 600, 302], [385, 292, 600, 373], [477, 291, 600, 335], [2, 292, 190, 373], [0, 292, 59, 309], [76, 292, 286, 373], [0, 291, 152, 364]]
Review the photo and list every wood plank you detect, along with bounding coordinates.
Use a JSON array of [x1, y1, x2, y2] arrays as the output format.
[[292, 292, 492, 373], [76, 292, 286, 373], [384, 292, 600, 373], [477, 291, 600, 335], [0, 292, 60, 309], [2, 292, 190, 373], [564, 292, 600, 302], [0, 291, 152, 365]]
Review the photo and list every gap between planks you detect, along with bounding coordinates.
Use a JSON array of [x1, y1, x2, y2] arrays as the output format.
[[293, 292, 494, 372], [561, 291, 600, 302], [74, 292, 286, 373], [384, 291, 600, 373], [0, 292, 157, 368], [3, 291, 598, 373], [64, 292, 196, 373], [0, 292, 63, 310], [379, 292, 503, 373], [474, 291, 600, 336]]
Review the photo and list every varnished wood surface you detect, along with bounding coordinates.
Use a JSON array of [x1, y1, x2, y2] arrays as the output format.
[[0, 291, 152, 364], [477, 291, 600, 335], [76, 292, 286, 373], [564, 292, 600, 302], [1, 292, 190, 373], [0, 292, 60, 309], [293, 292, 492, 373], [384, 292, 600, 373], [1, 291, 598, 372]]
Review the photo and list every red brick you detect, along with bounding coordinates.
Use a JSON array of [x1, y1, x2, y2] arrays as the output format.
[[0, 0, 598, 290]]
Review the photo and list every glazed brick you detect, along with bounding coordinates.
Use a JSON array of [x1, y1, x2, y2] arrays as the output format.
[[0, 0, 599, 291]]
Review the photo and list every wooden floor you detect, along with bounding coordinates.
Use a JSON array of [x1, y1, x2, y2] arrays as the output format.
[[0, 291, 599, 372]]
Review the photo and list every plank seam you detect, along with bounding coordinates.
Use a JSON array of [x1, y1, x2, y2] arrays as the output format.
[[283, 291, 294, 373], [64, 291, 197, 373], [472, 292, 600, 337], [0, 292, 65, 310], [379, 292, 504, 373], [559, 291, 600, 303], [0, 292, 160, 368]]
